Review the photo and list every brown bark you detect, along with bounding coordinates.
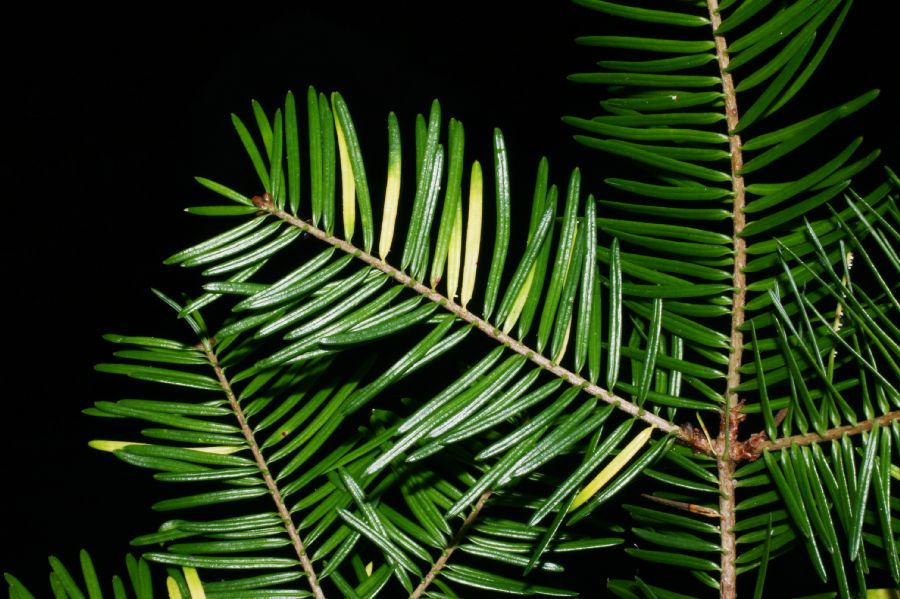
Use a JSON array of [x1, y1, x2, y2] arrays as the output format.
[[705, 1, 747, 596]]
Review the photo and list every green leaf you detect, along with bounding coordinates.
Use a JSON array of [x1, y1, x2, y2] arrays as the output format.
[[483, 129, 512, 319], [195, 177, 254, 206], [529, 420, 634, 526], [849, 425, 880, 560], [103, 333, 196, 351], [165, 217, 269, 265], [566, 117, 726, 144], [442, 564, 577, 596], [47, 556, 86, 599], [144, 553, 297, 569], [524, 490, 578, 576], [122, 444, 251, 467], [624, 548, 719, 571], [741, 90, 879, 165], [95, 363, 220, 391], [599, 200, 730, 222], [168, 538, 291, 554], [284, 93, 301, 214], [606, 178, 731, 201], [201, 571, 304, 592], [320, 302, 437, 348], [431, 118, 465, 288], [576, 36, 714, 54], [306, 87, 323, 225], [728, 0, 818, 53], [231, 112, 271, 192], [743, 182, 849, 237], [569, 436, 673, 523], [607, 238, 623, 389], [496, 207, 555, 328], [402, 100, 441, 274], [768, 0, 852, 114], [519, 182, 559, 338], [636, 298, 664, 406], [379, 112, 403, 260], [251, 99, 273, 158], [338, 509, 421, 577], [717, 0, 777, 34], [598, 53, 716, 74], [598, 219, 732, 246], [202, 228, 302, 277], [318, 92, 337, 233], [184, 204, 260, 216], [153, 487, 268, 511], [460, 160, 483, 309], [4, 573, 37, 599], [343, 316, 459, 417], [549, 219, 588, 363], [573, 0, 710, 27], [602, 91, 722, 112], [235, 248, 342, 311], [538, 169, 581, 352], [332, 93, 374, 252], [575, 197, 597, 373], [269, 108, 285, 208], [576, 137, 730, 183], [428, 372, 555, 449], [593, 112, 725, 127], [873, 428, 899, 583], [763, 449, 813, 539], [632, 528, 719, 553]]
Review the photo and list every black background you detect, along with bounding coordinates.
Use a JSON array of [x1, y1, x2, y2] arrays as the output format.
[[5, 2, 898, 595]]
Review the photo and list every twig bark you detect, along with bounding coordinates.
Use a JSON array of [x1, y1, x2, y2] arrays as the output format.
[[748, 410, 900, 456], [706, 0, 746, 596], [409, 490, 493, 599], [204, 346, 326, 599]]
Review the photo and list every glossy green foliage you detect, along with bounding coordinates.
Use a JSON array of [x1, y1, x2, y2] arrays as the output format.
[[569, 0, 898, 597], [4, 552, 156, 599], [8, 2, 899, 598]]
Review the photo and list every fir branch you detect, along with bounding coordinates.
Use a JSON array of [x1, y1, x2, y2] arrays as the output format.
[[253, 194, 693, 445], [409, 490, 493, 599], [204, 345, 326, 599]]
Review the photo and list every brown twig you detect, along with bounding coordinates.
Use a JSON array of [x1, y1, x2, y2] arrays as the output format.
[[204, 347, 326, 599], [706, 0, 747, 595], [409, 490, 493, 599], [745, 410, 900, 457]]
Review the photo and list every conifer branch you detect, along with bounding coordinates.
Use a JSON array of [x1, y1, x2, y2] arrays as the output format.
[[253, 194, 693, 445], [409, 490, 493, 599], [204, 346, 326, 599]]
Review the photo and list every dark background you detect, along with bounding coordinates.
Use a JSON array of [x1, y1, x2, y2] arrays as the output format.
[[5, 2, 898, 595]]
